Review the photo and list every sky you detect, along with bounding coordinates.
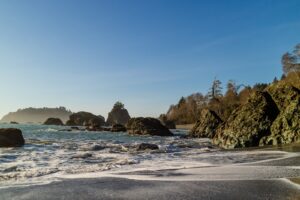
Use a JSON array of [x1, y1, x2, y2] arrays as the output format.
[[0, 0, 300, 119]]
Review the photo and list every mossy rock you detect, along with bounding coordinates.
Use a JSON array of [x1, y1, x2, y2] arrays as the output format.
[[213, 91, 279, 149], [189, 109, 222, 138]]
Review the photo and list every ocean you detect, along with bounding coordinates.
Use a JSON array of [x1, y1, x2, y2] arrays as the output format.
[[0, 124, 299, 189]]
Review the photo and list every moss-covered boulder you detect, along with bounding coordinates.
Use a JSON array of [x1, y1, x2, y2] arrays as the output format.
[[127, 117, 173, 136], [189, 109, 222, 138], [266, 83, 300, 111], [260, 84, 300, 146], [212, 91, 279, 149], [43, 118, 64, 126]]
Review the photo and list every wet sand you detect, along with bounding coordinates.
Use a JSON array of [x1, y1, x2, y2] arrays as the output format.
[[0, 177, 299, 200]]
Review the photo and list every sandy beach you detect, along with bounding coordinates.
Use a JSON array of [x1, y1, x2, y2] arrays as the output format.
[[0, 177, 299, 200], [1, 145, 299, 200]]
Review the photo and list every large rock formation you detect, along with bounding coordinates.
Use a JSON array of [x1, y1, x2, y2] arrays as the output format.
[[66, 112, 105, 127], [106, 102, 130, 125], [126, 117, 173, 136], [266, 83, 300, 111], [0, 128, 25, 147], [260, 84, 300, 146], [43, 118, 64, 126], [212, 91, 279, 149], [189, 109, 222, 138]]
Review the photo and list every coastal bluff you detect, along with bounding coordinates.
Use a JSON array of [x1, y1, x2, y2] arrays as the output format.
[[0, 107, 72, 124]]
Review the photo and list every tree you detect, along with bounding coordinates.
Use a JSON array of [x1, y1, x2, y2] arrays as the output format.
[[113, 101, 124, 110], [208, 78, 222, 99], [272, 77, 278, 83], [178, 97, 186, 108], [282, 43, 300, 75], [253, 83, 269, 91]]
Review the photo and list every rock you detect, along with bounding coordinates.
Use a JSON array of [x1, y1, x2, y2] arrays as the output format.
[[66, 112, 105, 127], [159, 115, 176, 129], [126, 117, 173, 136], [43, 118, 64, 126], [106, 102, 131, 125], [0, 128, 25, 147], [189, 109, 222, 138], [266, 83, 300, 111], [91, 144, 106, 151], [212, 91, 279, 149], [260, 84, 300, 146], [110, 124, 127, 132], [71, 153, 92, 159], [10, 121, 18, 124], [137, 143, 159, 151]]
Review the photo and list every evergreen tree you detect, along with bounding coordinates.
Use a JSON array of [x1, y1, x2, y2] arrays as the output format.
[[208, 78, 222, 99]]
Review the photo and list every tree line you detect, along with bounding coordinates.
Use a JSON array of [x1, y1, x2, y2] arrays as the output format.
[[161, 43, 300, 125]]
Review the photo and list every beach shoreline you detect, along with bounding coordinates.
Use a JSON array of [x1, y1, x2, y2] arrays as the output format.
[[0, 177, 299, 200], [1, 144, 299, 200]]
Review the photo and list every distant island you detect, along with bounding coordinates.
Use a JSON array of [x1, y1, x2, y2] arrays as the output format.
[[0, 107, 72, 124]]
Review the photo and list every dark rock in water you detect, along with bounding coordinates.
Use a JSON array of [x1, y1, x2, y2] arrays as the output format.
[[43, 118, 64, 126], [0, 128, 25, 147], [213, 91, 279, 149], [66, 112, 105, 127], [10, 121, 18, 124], [260, 84, 300, 146], [137, 143, 159, 151], [189, 109, 222, 138], [71, 153, 93, 159], [102, 127, 111, 131], [110, 124, 127, 132], [91, 144, 106, 151], [106, 102, 131, 125], [127, 117, 173, 136], [71, 126, 80, 131]]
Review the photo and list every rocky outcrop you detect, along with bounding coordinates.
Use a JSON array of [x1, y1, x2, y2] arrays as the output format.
[[0, 128, 25, 147], [110, 124, 127, 132], [189, 109, 222, 138], [259, 84, 300, 146], [43, 118, 64, 126], [212, 91, 279, 149], [266, 83, 300, 111], [106, 102, 130, 125], [66, 112, 105, 128], [126, 117, 173, 136]]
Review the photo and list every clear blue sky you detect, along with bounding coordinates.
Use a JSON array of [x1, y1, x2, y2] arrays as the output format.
[[0, 0, 300, 119]]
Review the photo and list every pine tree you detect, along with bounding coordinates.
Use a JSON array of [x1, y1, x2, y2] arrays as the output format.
[[208, 78, 222, 99]]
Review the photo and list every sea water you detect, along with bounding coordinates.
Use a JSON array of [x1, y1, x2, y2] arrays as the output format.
[[0, 124, 297, 187]]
